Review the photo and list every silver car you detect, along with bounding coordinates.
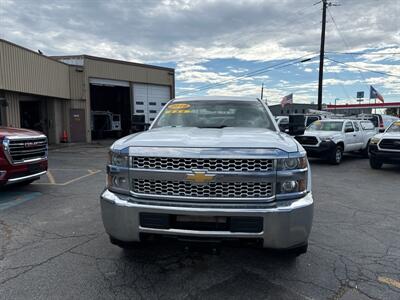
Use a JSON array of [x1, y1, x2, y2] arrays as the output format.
[[101, 97, 314, 256]]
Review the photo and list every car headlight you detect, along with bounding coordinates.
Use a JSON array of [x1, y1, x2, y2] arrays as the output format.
[[320, 137, 332, 142], [277, 156, 308, 170], [370, 137, 380, 145], [277, 155, 308, 198], [109, 152, 129, 167], [107, 151, 129, 193], [107, 174, 130, 192]]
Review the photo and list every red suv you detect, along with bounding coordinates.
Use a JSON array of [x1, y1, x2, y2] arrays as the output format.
[[0, 127, 48, 186]]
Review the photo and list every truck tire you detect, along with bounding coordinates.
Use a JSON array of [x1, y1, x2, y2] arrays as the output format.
[[109, 236, 141, 249], [361, 141, 370, 158], [329, 145, 343, 165], [369, 157, 383, 169]]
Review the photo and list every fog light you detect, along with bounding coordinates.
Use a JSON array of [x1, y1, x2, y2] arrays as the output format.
[[113, 176, 128, 187], [281, 180, 298, 193]]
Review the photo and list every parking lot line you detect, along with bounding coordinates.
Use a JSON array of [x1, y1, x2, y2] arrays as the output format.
[[33, 169, 101, 186], [378, 276, 400, 289], [47, 170, 56, 184], [60, 169, 101, 186]]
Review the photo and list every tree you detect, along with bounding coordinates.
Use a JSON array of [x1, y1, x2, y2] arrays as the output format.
[[386, 108, 399, 116]]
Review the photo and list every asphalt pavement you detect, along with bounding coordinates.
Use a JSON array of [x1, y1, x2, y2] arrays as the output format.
[[0, 144, 399, 300]]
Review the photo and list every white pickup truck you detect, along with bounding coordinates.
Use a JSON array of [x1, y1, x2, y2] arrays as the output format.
[[295, 119, 376, 164], [101, 96, 313, 256]]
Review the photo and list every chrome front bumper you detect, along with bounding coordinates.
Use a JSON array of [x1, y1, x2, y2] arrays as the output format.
[[100, 190, 314, 249]]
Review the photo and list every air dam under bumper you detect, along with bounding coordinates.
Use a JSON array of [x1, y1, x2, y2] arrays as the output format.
[[100, 190, 314, 249]]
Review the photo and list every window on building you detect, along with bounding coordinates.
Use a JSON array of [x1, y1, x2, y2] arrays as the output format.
[[281, 110, 284, 114], [302, 109, 305, 113], [295, 109, 298, 113], [286, 110, 290, 114]]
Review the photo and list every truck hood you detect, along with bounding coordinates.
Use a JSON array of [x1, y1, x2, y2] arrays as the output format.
[[0, 127, 45, 138], [303, 130, 342, 139], [113, 127, 299, 153], [378, 132, 400, 139]]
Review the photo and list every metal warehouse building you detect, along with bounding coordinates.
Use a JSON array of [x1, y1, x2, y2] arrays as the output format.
[[0, 39, 175, 143]]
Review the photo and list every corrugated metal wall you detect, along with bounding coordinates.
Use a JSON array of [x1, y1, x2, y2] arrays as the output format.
[[85, 57, 173, 86], [69, 66, 85, 100], [4, 91, 20, 127], [0, 40, 70, 99]]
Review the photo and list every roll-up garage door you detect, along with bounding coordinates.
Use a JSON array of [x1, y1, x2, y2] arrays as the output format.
[[133, 84, 171, 123]]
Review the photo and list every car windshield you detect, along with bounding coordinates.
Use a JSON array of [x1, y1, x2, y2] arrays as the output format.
[[386, 121, 400, 133], [153, 100, 275, 130], [307, 121, 343, 131]]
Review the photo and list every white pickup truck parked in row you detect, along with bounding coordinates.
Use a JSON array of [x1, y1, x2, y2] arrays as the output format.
[[295, 119, 376, 164]]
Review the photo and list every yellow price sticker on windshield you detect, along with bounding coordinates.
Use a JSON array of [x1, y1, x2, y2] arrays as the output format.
[[394, 121, 400, 126], [165, 110, 192, 114], [168, 103, 191, 110]]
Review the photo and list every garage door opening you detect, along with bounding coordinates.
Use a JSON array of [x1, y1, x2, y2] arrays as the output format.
[[20, 100, 47, 134], [90, 83, 131, 140]]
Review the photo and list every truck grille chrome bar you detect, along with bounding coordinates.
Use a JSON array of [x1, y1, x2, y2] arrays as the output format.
[[132, 179, 273, 200], [132, 157, 274, 172], [5, 137, 48, 164]]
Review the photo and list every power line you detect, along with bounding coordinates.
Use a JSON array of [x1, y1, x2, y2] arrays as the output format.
[[327, 8, 371, 92], [325, 57, 400, 78], [326, 51, 400, 56], [178, 53, 319, 96]]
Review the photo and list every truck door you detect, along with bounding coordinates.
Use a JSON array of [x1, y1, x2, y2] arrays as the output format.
[[344, 121, 356, 151], [352, 121, 364, 150]]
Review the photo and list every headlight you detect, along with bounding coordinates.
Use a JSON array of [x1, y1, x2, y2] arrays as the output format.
[[277, 156, 308, 170], [320, 137, 332, 142], [107, 174, 130, 191], [279, 179, 307, 194], [107, 151, 129, 193], [109, 152, 129, 167], [277, 155, 308, 199], [370, 137, 380, 145]]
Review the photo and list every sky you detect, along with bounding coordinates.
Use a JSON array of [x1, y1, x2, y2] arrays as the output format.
[[0, 0, 399, 105]]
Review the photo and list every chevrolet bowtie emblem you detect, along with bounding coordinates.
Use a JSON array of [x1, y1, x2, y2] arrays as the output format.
[[186, 171, 215, 184]]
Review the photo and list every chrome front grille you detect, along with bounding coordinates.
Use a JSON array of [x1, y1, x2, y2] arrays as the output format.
[[7, 138, 47, 164], [132, 179, 273, 199], [132, 157, 274, 172]]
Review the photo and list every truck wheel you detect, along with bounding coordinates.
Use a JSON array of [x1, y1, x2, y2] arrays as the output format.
[[329, 145, 343, 165], [109, 236, 141, 249], [361, 141, 370, 158], [369, 157, 383, 169]]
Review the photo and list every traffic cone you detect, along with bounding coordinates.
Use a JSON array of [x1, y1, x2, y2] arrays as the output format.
[[61, 130, 68, 143]]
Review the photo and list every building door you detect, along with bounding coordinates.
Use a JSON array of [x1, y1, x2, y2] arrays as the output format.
[[70, 109, 86, 142]]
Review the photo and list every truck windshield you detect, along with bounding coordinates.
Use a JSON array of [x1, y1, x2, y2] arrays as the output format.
[[386, 121, 400, 133], [153, 100, 275, 130], [307, 121, 343, 131]]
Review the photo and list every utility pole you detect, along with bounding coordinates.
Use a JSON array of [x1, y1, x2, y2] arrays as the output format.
[[260, 83, 264, 100], [317, 0, 328, 111]]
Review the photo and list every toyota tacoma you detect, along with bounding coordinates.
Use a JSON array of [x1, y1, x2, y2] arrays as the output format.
[[295, 119, 376, 164], [101, 97, 313, 256], [369, 121, 400, 169]]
